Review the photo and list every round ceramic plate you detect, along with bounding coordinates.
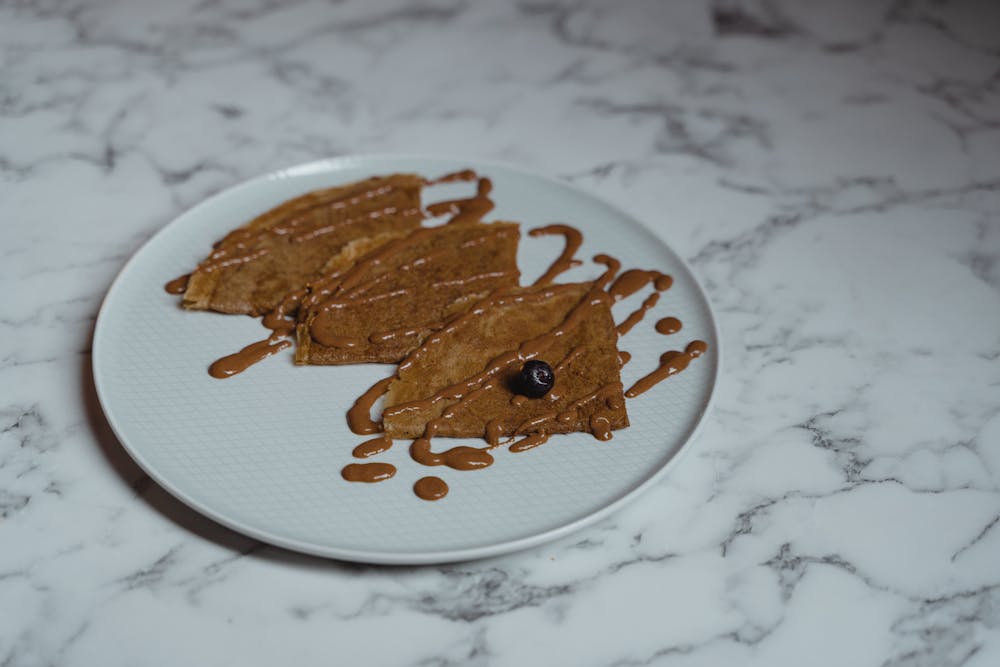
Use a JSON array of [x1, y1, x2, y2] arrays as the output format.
[[93, 155, 719, 564]]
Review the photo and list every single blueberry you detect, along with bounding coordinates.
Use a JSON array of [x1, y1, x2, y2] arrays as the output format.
[[519, 360, 555, 398]]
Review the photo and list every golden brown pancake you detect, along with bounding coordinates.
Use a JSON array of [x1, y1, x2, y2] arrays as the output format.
[[382, 282, 628, 439], [295, 222, 521, 365], [182, 174, 425, 315]]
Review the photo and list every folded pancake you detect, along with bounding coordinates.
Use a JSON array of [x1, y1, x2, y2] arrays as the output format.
[[382, 281, 628, 439], [182, 174, 426, 315], [295, 222, 521, 365]]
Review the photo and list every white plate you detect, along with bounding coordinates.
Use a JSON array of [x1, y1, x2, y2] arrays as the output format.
[[93, 155, 720, 564]]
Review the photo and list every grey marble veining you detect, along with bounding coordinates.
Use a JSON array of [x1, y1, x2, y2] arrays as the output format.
[[2, 0, 1000, 665]]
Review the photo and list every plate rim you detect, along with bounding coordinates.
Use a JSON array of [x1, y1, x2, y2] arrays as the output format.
[[92, 152, 722, 565]]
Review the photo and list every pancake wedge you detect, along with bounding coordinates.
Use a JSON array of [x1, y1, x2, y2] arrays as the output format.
[[382, 282, 628, 439], [182, 174, 425, 315]]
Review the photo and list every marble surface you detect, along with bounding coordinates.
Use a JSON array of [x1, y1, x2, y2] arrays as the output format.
[[2, 0, 999, 664]]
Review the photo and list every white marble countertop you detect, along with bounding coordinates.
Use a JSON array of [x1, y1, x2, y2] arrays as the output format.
[[3, 0, 1000, 665]]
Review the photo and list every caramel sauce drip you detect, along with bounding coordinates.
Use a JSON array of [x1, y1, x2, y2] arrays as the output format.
[[261, 288, 304, 336], [207, 336, 292, 378], [655, 317, 682, 335], [425, 177, 494, 225], [485, 419, 509, 448], [589, 415, 613, 441], [616, 293, 660, 335], [341, 462, 396, 483], [410, 437, 494, 470], [424, 170, 478, 185], [509, 432, 549, 453], [164, 273, 190, 294], [592, 254, 623, 289], [625, 341, 708, 398], [352, 435, 393, 459], [207, 287, 304, 379], [414, 476, 449, 500], [348, 376, 394, 435], [529, 224, 584, 286]]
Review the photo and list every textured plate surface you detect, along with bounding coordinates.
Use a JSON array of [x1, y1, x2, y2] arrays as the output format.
[[92, 155, 720, 564]]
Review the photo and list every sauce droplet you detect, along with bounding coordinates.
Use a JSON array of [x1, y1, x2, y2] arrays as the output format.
[[655, 317, 682, 335], [414, 476, 449, 500], [341, 462, 396, 483]]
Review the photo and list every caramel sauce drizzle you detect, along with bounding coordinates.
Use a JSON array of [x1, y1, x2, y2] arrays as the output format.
[[307, 227, 512, 315], [625, 341, 708, 398], [425, 177, 494, 225], [485, 419, 508, 447], [198, 188, 404, 274], [352, 435, 393, 459], [424, 170, 478, 185], [414, 476, 449, 500], [509, 432, 549, 453], [511, 382, 625, 440], [341, 462, 396, 483], [207, 337, 292, 378], [348, 376, 394, 435], [529, 224, 584, 286], [616, 293, 660, 336], [411, 437, 494, 470]]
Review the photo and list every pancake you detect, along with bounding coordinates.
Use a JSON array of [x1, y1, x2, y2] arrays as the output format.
[[295, 222, 521, 365], [381, 281, 628, 440], [181, 174, 425, 315]]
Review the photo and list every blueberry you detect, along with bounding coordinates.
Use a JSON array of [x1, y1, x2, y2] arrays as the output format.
[[518, 360, 555, 398]]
